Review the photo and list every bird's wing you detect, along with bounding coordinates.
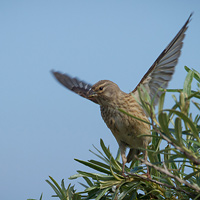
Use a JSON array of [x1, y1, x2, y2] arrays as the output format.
[[52, 71, 98, 104], [132, 13, 192, 106]]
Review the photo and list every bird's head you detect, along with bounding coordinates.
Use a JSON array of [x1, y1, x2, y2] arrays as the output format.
[[88, 80, 123, 106]]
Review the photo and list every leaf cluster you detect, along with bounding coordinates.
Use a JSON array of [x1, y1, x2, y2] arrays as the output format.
[[31, 67, 200, 200]]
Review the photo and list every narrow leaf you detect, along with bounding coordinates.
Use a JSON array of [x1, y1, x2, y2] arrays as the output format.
[[174, 117, 182, 144], [95, 188, 110, 200], [82, 176, 93, 187], [183, 69, 194, 97], [100, 139, 121, 171], [46, 180, 62, 199], [158, 92, 165, 112], [74, 158, 112, 175], [185, 66, 200, 82], [158, 112, 170, 135], [164, 109, 199, 141], [184, 169, 200, 180]]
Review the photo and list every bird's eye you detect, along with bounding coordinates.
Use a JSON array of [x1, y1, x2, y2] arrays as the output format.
[[99, 87, 103, 91]]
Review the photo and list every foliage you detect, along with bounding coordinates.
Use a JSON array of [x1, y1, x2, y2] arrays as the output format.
[[31, 67, 200, 199]]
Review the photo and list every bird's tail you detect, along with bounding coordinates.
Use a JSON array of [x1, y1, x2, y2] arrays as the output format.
[[127, 148, 141, 163]]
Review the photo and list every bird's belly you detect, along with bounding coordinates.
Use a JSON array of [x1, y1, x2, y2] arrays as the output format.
[[100, 106, 151, 148]]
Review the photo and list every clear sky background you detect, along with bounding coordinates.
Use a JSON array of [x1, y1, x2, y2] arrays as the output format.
[[1, 1, 200, 200]]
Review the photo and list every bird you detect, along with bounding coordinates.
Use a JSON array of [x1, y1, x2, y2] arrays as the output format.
[[52, 14, 192, 176]]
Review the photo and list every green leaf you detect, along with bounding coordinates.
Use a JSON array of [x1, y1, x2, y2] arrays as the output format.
[[84, 185, 99, 193], [184, 169, 200, 180], [164, 109, 199, 141], [183, 68, 194, 97], [46, 176, 65, 199], [78, 182, 89, 189], [193, 101, 200, 110], [158, 92, 165, 112], [89, 160, 111, 171], [168, 103, 179, 120], [76, 170, 114, 181], [111, 186, 121, 200], [187, 91, 200, 100], [39, 193, 43, 200], [28, 194, 43, 200], [95, 188, 110, 200], [187, 139, 200, 147], [185, 66, 200, 82], [74, 158, 112, 175], [164, 145, 171, 169], [61, 179, 67, 193], [100, 139, 121, 171], [100, 138, 112, 160], [194, 193, 200, 200], [115, 148, 121, 162], [109, 163, 123, 181], [84, 188, 99, 199], [69, 173, 84, 180], [174, 117, 182, 144], [82, 176, 93, 187], [118, 183, 141, 200], [158, 112, 170, 135], [118, 108, 151, 125], [67, 184, 74, 200], [72, 193, 81, 200], [89, 149, 108, 164]]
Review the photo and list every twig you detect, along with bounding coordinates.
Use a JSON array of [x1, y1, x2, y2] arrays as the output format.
[[148, 104, 200, 165], [138, 157, 200, 193], [128, 172, 193, 198], [156, 128, 200, 165]]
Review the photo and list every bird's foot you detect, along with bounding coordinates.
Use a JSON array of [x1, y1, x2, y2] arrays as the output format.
[[141, 172, 151, 179], [121, 171, 129, 178], [142, 167, 151, 179]]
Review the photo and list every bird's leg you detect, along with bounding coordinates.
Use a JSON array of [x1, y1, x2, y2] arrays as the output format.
[[119, 143, 127, 177], [143, 150, 151, 179]]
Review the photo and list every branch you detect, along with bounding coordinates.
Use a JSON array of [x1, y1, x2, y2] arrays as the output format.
[[139, 157, 200, 193], [156, 128, 200, 165], [148, 103, 200, 165], [128, 172, 193, 198]]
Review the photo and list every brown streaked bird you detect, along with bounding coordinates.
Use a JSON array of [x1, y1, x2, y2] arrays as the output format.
[[52, 14, 192, 176]]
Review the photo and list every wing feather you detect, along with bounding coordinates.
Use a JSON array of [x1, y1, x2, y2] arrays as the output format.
[[52, 71, 98, 104], [132, 13, 192, 106]]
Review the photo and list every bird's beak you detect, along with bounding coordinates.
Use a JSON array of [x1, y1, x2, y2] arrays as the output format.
[[88, 89, 97, 98]]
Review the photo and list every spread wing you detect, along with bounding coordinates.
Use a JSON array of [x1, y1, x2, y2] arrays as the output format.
[[132, 13, 192, 106], [52, 71, 98, 104]]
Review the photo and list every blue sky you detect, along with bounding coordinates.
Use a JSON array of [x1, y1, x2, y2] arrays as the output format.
[[0, 1, 200, 199]]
